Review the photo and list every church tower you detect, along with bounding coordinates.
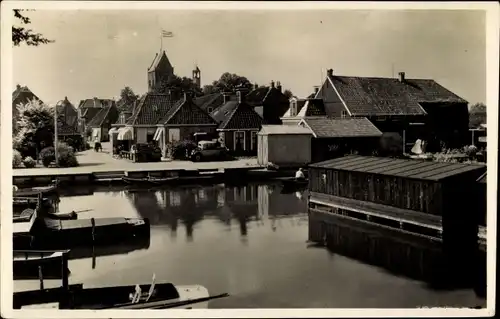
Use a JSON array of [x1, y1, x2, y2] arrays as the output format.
[[147, 50, 175, 92], [192, 65, 201, 89]]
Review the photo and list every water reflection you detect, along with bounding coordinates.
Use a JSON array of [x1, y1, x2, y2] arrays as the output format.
[[123, 184, 309, 241]]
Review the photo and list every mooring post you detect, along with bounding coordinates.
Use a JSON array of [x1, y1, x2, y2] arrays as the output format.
[[62, 250, 69, 291], [91, 218, 96, 242], [38, 265, 44, 291]]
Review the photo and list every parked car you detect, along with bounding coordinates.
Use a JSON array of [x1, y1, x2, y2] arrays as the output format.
[[190, 140, 230, 162]]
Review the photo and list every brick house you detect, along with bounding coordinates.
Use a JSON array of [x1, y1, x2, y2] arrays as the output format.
[[156, 91, 218, 157], [314, 69, 470, 152], [246, 81, 290, 125], [86, 103, 119, 142], [77, 97, 114, 135], [211, 88, 264, 155]]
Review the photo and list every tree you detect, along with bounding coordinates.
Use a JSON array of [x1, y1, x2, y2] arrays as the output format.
[[12, 9, 53, 46], [213, 72, 253, 93], [154, 74, 203, 97], [283, 89, 293, 99], [118, 86, 139, 111], [13, 98, 62, 158], [469, 102, 487, 128]]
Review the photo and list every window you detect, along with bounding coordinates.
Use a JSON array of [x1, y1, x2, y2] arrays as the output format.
[[169, 191, 181, 206], [207, 107, 213, 113], [234, 131, 245, 151], [291, 101, 298, 116], [251, 131, 258, 151], [341, 110, 348, 118]]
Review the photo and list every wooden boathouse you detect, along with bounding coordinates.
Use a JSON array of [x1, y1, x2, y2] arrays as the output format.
[[307, 155, 486, 285]]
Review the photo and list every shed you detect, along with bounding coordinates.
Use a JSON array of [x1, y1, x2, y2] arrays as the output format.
[[308, 155, 487, 274], [257, 125, 313, 167]]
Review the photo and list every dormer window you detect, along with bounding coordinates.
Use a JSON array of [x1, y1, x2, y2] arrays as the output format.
[[207, 107, 214, 113], [291, 100, 298, 117]]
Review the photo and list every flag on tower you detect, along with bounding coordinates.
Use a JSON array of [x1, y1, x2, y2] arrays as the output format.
[[161, 30, 174, 38]]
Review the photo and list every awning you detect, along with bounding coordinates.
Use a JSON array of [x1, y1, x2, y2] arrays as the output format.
[[117, 127, 134, 140], [153, 127, 162, 141], [108, 127, 119, 134]]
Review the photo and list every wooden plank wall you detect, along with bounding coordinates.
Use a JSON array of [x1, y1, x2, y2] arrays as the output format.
[[309, 167, 443, 216]]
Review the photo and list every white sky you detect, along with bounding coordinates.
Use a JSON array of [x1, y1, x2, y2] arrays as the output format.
[[12, 9, 486, 106]]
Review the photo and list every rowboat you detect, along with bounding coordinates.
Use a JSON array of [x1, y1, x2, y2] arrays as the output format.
[[14, 184, 58, 197], [14, 275, 227, 309], [122, 176, 178, 185], [13, 250, 71, 279], [13, 209, 78, 223], [14, 215, 151, 250]]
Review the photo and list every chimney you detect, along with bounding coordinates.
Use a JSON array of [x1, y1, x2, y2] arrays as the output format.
[[327, 69, 333, 77], [254, 83, 259, 90], [314, 86, 320, 94], [93, 97, 98, 108], [276, 81, 282, 92], [398, 72, 405, 82], [184, 90, 193, 102], [222, 92, 231, 104], [16, 84, 21, 90], [236, 88, 247, 104], [270, 80, 275, 88]]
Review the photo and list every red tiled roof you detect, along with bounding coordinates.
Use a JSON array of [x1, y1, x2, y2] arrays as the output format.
[[301, 117, 383, 138], [326, 75, 467, 116], [126, 93, 179, 125], [158, 95, 217, 126]]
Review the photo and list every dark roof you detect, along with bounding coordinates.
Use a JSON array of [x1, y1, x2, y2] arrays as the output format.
[[326, 74, 468, 116], [126, 93, 179, 125], [158, 96, 217, 126], [87, 105, 118, 127], [246, 86, 287, 107], [78, 98, 114, 109], [148, 50, 173, 72], [310, 155, 486, 182], [12, 86, 42, 107], [298, 99, 327, 117], [302, 117, 383, 138], [213, 101, 264, 130], [81, 107, 102, 122]]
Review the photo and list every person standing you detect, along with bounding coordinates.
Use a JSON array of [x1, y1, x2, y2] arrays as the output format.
[[295, 168, 306, 181]]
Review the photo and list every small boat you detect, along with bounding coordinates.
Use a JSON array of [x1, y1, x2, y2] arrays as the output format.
[[14, 215, 151, 250], [13, 250, 71, 279], [13, 209, 78, 223], [122, 176, 178, 185], [14, 274, 227, 309], [14, 184, 58, 197]]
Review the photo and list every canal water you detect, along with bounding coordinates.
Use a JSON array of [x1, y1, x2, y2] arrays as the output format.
[[14, 182, 485, 308]]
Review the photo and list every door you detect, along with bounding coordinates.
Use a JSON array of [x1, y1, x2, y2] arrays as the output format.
[[234, 131, 244, 152], [168, 128, 181, 143]]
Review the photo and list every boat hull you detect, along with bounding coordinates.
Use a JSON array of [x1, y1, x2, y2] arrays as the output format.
[[13, 217, 150, 250], [122, 176, 179, 185], [13, 251, 70, 279], [14, 185, 58, 197]]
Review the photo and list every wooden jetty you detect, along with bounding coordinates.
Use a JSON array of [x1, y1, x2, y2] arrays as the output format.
[[307, 155, 486, 285]]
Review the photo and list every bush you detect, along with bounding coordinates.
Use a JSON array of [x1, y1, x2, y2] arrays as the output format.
[[13, 150, 22, 168], [39, 142, 79, 168], [463, 145, 478, 157], [23, 156, 37, 168], [167, 140, 198, 160]]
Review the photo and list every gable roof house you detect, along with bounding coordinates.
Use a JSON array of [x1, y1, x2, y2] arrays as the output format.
[[12, 85, 43, 132], [315, 69, 470, 152], [245, 81, 290, 125], [156, 91, 218, 157], [77, 97, 114, 134], [86, 102, 119, 142], [57, 96, 78, 129], [194, 92, 236, 114], [212, 88, 264, 155]]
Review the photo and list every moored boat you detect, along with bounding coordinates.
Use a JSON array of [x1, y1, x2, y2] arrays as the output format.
[[122, 176, 178, 185], [14, 208, 78, 223], [13, 250, 71, 279], [14, 276, 226, 309], [14, 184, 59, 197], [278, 177, 309, 189]]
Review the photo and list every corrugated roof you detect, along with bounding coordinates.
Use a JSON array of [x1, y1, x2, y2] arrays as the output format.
[[310, 155, 486, 182], [302, 117, 383, 138], [326, 74, 468, 116], [258, 125, 312, 135]]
